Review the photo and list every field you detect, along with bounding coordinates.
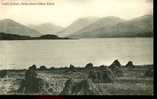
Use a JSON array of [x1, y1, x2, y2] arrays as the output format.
[[0, 65, 153, 95]]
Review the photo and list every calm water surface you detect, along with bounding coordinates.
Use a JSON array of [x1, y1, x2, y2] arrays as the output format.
[[0, 38, 153, 69]]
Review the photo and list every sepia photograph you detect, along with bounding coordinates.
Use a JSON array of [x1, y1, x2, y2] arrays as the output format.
[[0, 0, 153, 95]]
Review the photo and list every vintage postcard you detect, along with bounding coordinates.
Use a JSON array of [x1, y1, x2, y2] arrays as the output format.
[[0, 0, 153, 95]]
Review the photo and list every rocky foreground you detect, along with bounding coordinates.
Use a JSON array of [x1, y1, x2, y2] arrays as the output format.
[[0, 60, 153, 95]]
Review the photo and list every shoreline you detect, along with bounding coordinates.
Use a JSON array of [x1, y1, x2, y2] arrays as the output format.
[[0, 36, 153, 41], [0, 32, 153, 41]]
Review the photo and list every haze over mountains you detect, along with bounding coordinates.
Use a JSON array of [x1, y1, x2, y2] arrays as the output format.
[[68, 15, 153, 38], [75, 16, 125, 34], [29, 23, 64, 35], [0, 19, 41, 37], [57, 17, 100, 37], [0, 15, 153, 38], [69, 16, 124, 38]]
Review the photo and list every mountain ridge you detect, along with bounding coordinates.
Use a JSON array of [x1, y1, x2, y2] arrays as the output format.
[[57, 17, 100, 37], [0, 15, 153, 38], [69, 15, 153, 38], [73, 16, 125, 36]]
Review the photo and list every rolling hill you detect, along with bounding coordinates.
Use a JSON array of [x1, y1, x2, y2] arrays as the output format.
[[0, 19, 41, 37]]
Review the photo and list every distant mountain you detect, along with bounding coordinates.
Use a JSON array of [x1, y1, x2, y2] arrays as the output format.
[[73, 16, 125, 36], [57, 17, 100, 37], [29, 23, 64, 35], [69, 15, 153, 38], [0, 19, 41, 37]]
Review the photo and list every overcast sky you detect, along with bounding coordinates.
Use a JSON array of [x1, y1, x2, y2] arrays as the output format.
[[0, 0, 153, 27]]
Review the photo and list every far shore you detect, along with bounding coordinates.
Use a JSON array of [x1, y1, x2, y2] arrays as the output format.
[[0, 32, 153, 41]]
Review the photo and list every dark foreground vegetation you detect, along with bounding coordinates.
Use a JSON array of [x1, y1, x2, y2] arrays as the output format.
[[0, 60, 153, 95]]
